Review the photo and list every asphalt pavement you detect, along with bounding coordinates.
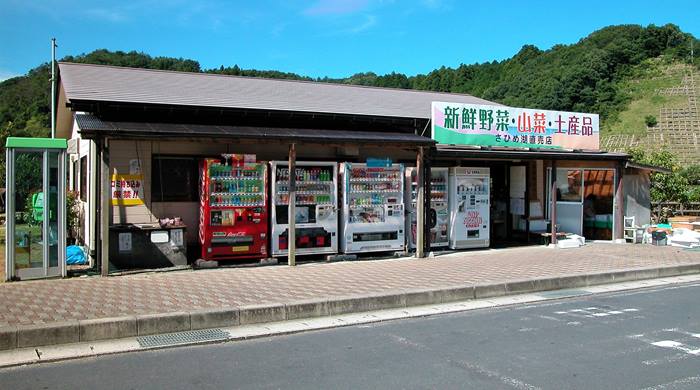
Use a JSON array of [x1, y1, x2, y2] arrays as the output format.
[[2, 281, 700, 389]]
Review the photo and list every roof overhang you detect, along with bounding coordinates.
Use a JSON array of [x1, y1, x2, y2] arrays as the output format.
[[434, 144, 628, 161], [625, 161, 672, 174], [74, 114, 435, 147]]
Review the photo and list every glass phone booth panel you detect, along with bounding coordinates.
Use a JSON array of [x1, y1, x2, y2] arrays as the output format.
[[5, 138, 67, 281]]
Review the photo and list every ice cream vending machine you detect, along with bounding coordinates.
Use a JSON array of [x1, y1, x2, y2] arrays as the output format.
[[405, 167, 449, 249], [448, 167, 490, 249], [270, 161, 338, 257], [340, 162, 405, 254], [199, 155, 268, 260]]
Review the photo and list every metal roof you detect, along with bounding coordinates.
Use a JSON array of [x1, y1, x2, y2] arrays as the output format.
[[59, 62, 500, 120], [434, 144, 629, 161], [74, 114, 435, 146], [625, 161, 671, 174]]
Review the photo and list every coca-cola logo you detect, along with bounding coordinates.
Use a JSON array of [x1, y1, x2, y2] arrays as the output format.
[[464, 211, 482, 228]]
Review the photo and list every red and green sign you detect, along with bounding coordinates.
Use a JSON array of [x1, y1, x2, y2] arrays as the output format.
[[431, 102, 599, 150]]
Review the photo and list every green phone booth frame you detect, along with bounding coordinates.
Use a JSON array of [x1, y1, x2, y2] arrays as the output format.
[[5, 137, 67, 281]]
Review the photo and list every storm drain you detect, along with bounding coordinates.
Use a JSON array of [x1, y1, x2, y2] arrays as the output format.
[[137, 328, 230, 348]]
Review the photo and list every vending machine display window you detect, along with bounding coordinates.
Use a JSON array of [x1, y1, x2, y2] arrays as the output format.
[[406, 167, 449, 249], [199, 155, 268, 260], [270, 162, 338, 256], [340, 162, 405, 254]]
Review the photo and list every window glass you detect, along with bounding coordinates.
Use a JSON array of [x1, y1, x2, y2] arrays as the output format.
[[152, 156, 199, 202], [556, 169, 582, 202], [80, 156, 87, 202]]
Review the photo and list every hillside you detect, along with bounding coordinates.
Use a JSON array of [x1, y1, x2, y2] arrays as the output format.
[[602, 59, 699, 164], [1, 23, 698, 163]]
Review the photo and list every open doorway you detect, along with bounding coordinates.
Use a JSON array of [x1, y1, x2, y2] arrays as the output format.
[[583, 169, 614, 240]]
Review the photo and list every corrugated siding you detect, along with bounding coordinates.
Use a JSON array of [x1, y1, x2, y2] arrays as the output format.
[[60, 62, 500, 120]]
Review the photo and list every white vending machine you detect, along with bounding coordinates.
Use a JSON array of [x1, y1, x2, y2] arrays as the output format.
[[270, 161, 338, 257], [448, 167, 490, 249], [406, 167, 449, 249], [340, 162, 405, 254]]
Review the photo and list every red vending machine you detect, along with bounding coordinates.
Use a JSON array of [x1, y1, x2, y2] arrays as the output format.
[[199, 154, 268, 260]]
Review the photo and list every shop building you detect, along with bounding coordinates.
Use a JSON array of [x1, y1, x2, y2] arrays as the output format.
[[40, 62, 655, 278]]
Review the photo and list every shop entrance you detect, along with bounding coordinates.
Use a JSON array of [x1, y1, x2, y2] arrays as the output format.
[[548, 168, 615, 241], [490, 162, 536, 248]]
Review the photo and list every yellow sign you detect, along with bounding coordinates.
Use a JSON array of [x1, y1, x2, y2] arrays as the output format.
[[111, 174, 144, 206], [232, 246, 249, 252]]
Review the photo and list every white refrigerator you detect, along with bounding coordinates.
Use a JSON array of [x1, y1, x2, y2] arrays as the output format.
[[406, 167, 449, 249], [448, 167, 490, 249], [340, 162, 405, 254], [270, 161, 338, 257]]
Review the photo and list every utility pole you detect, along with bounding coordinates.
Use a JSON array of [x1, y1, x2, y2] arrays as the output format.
[[50, 38, 57, 139]]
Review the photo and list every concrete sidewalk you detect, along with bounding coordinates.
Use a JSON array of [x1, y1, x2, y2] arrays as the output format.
[[1, 243, 700, 350]]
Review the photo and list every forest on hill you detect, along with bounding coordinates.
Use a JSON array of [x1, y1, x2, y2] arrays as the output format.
[[1, 23, 698, 201]]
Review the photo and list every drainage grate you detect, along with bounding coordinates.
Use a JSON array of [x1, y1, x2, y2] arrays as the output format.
[[137, 328, 230, 348]]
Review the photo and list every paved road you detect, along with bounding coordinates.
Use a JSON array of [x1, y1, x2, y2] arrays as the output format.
[[2, 282, 700, 389]]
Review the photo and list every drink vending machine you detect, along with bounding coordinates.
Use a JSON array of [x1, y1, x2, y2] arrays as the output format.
[[270, 161, 338, 256], [448, 167, 490, 249], [405, 167, 449, 249], [340, 162, 405, 254], [199, 155, 268, 260]]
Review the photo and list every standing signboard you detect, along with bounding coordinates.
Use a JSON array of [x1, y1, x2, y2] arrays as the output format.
[[431, 102, 599, 150]]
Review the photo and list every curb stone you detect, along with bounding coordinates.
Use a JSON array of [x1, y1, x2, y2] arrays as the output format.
[[2, 263, 700, 351]]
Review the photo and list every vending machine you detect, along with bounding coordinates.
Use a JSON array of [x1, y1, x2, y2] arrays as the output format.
[[340, 162, 405, 254], [448, 167, 490, 249], [199, 155, 268, 260], [270, 161, 338, 257], [405, 167, 449, 249]]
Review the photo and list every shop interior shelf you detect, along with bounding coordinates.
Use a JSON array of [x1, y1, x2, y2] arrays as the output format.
[[210, 191, 263, 196], [349, 189, 401, 194], [210, 203, 265, 207], [276, 190, 330, 195], [277, 202, 333, 206], [349, 178, 400, 182], [211, 176, 263, 181], [276, 180, 331, 185]]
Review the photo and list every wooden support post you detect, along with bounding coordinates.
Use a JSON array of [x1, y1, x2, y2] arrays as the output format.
[[550, 160, 558, 246], [100, 138, 110, 276], [416, 147, 425, 258], [288, 143, 296, 266], [614, 163, 624, 242], [423, 151, 432, 255]]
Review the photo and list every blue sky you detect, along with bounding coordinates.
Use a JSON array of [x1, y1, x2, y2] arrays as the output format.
[[1, 0, 699, 81]]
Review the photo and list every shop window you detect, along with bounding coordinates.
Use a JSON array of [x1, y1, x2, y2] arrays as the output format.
[[80, 155, 87, 202], [152, 155, 199, 202], [72, 159, 79, 192], [556, 169, 582, 202]]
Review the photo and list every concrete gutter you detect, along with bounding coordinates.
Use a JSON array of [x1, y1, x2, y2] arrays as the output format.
[[2, 263, 699, 351]]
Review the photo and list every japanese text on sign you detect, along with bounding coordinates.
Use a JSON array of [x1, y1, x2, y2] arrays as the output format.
[[111, 174, 144, 206], [432, 102, 599, 150]]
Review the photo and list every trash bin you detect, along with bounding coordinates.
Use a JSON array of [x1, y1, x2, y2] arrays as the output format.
[[651, 231, 667, 246]]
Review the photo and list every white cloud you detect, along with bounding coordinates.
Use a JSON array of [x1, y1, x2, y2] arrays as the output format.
[[347, 14, 377, 34]]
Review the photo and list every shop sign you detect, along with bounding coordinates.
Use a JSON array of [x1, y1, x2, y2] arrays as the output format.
[[111, 174, 144, 206], [431, 102, 599, 150]]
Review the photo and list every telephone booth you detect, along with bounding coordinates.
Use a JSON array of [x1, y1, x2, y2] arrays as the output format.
[[5, 137, 67, 280]]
